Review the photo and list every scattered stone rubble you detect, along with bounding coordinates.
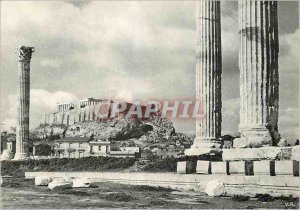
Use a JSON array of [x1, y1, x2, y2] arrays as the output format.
[[204, 179, 226, 197]]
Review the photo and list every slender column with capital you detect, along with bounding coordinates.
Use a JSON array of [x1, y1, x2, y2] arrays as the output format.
[[235, 1, 279, 148], [14, 46, 34, 160], [185, 1, 222, 156]]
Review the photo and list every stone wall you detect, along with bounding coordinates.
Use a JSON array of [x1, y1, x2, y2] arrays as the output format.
[[25, 171, 299, 197]]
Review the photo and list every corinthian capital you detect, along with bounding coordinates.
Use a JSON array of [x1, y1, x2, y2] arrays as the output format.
[[16, 46, 35, 62]]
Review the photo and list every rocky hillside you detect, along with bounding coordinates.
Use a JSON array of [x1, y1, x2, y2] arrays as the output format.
[[32, 114, 192, 148]]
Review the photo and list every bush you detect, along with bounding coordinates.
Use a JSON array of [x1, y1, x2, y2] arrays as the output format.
[[104, 193, 135, 202], [148, 200, 167, 206], [142, 157, 177, 172], [276, 195, 298, 202], [232, 195, 250, 202], [132, 185, 173, 192], [255, 194, 275, 202], [52, 188, 90, 196], [34, 144, 52, 156], [1, 157, 136, 177]]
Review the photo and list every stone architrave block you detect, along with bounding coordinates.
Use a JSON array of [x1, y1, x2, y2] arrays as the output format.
[[253, 160, 275, 176], [196, 161, 211, 174], [275, 161, 294, 176], [72, 178, 91, 188], [35, 176, 52, 186], [211, 161, 228, 175], [222, 147, 292, 161], [177, 161, 196, 174], [229, 161, 245, 175]]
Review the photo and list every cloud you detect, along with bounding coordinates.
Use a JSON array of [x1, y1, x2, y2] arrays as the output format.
[[279, 107, 300, 142], [0, 89, 78, 131]]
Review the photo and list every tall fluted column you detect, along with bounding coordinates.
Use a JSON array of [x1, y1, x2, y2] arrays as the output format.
[[14, 46, 34, 160], [235, 1, 279, 148], [185, 0, 222, 156]]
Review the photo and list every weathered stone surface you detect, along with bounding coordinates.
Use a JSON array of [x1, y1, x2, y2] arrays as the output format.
[[253, 161, 275, 176], [186, 1, 222, 156], [222, 147, 292, 161], [48, 182, 72, 190], [35, 176, 52, 186], [238, 1, 280, 146], [228, 161, 245, 175], [1, 150, 14, 161], [204, 179, 225, 197], [184, 147, 220, 156], [34, 115, 179, 143], [233, 134, 272, 148], [72, 178, 91, 188], [196, 161, 211, 174], [278, 139, 287, 147], [211, 162, 228, 175], [177, 161, 196, 174], [14, 46, 34, 160], [275, 161, 294, 176], [48, 178, 73, 190], [292, 146, 300, 161]]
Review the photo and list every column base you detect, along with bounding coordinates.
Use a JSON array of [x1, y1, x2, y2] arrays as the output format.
[[1, 150, 14, 161], [234, 126, 272, 148], [184, 138, 221, 156], [13, 153, 30, 161]]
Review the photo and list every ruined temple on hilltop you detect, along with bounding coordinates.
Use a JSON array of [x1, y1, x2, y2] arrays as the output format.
[[43, 97, 111, 126]]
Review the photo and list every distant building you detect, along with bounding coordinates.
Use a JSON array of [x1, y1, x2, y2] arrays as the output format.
[[57, 103, 76, 112], [89, 140, 111, 156], [54, 137, 92, 158], [79, 98, 105, 108], [110, 147, 141, 158], [53, 137, 140, 158]]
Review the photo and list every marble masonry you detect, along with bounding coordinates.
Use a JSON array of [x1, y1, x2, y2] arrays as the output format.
[[14, 46, 35, 160], [185, 0, 283, 158], [185, 0, 222, 156]]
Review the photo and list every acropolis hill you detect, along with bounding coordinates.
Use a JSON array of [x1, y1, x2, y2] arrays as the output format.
[[34, 97, 192, 149]]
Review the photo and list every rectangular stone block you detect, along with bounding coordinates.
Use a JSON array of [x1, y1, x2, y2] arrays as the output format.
[[275, 161, 294, 176], [177, 161, 196, 174], [253, 160, 275, 176], [222, 147, 292, 161], [196, 161, 211, 174], [229, 161, 245, 175], [211, 161, 228, 175], [292, 146, 300, 161]]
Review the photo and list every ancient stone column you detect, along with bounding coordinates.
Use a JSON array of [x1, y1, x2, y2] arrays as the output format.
[[14, 46, 34, 160], [235, 1, 279, 148], [185, 0, 222, 155]]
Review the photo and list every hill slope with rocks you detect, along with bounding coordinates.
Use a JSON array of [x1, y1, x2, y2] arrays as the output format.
[[32, 115, 193, 150]]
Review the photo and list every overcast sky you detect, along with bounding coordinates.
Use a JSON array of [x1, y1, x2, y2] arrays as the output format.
[[1, 1, 299, 142]]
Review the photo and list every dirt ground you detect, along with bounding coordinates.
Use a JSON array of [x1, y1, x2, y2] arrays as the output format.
[[1, 178, 299, 209]]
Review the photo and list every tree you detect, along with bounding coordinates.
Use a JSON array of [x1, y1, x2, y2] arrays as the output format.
[[34, 144, 52, 156]]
